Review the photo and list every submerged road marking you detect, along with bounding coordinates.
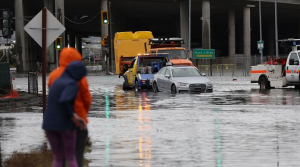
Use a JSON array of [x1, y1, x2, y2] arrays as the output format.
[[214, 108, 222, 167]]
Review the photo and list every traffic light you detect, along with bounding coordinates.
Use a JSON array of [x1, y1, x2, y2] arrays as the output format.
[[101, 36, 108, 46], [2, 10, 13, 38], [55, 37, 62, 50], [101, 11, 109, 25]]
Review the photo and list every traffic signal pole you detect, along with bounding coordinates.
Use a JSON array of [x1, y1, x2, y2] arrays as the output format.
[[107, 0, 111, 74]]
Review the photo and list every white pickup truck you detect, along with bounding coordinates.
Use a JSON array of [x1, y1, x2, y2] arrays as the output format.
[[251, 39, 300, 89]]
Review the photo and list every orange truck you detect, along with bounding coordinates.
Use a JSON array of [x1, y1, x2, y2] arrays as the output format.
[[149, 37, 193, 66], [114, 31, 194, 76]]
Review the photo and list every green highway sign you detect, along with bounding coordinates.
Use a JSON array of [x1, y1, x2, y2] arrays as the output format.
[[193, 49, 215, 59]]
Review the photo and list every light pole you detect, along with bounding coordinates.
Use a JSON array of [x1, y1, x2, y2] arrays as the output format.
[[259, 0, 263, 63], [188, 0, 191, 58], [275, 0, 279, 58]]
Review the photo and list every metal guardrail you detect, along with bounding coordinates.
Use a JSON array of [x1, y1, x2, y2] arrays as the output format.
[[28, 72, 38, 94], [0, 62, 11, 94], [193, 55, 274, 76]]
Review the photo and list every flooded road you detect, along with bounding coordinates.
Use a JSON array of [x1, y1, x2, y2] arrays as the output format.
[[1, 75, 300, 166]]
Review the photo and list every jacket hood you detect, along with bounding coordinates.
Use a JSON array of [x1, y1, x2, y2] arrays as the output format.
[[65, 61, 87, 81], [59, 47, 82, 67]]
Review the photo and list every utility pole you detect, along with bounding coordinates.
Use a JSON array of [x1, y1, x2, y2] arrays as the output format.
[[275, 0, 279, 58], [259, 0, 263, 63], [55, 0, 59, 68], [107, 0, 111, 74], [188, 0, 191, 59]]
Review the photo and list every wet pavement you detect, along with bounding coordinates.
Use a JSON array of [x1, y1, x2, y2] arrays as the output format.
[[1, 75, 300, 166]]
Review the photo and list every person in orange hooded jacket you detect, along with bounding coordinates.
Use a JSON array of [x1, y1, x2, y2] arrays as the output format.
[[48, 47, 92, 167]]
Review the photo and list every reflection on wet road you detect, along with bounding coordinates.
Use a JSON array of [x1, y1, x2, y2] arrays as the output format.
[[2, 76, 300, 166]]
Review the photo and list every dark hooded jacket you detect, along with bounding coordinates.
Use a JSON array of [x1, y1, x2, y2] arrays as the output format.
[[42, 61, 87, 131]]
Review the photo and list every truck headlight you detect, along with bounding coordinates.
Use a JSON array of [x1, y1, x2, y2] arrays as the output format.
[[178, 82, 188, 86]]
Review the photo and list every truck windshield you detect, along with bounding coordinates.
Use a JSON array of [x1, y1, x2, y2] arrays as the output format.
[[157, 50, 187, 59], [172, 68, 201, 77]]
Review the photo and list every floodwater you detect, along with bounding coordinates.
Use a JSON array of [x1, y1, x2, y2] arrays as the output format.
[[1, 75, 300, 166]]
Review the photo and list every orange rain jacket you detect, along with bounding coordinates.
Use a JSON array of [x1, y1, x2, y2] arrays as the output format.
[[48, 47, 92, 124]]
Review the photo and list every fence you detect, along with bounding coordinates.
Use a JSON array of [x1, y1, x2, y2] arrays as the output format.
[[82, 61, 104, 72], [192, 55, 273, 77], [0, 63, 11, 94], [28, 72, 38, 94]]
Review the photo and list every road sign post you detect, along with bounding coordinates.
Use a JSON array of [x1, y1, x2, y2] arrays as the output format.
[[42, 8, 46, 115], [257, 40, 264, 59], [24, 7, 66, 114], [193, 49, 215, 76]]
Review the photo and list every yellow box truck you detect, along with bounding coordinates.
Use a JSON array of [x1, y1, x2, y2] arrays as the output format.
[[114, 31, 154, 75]]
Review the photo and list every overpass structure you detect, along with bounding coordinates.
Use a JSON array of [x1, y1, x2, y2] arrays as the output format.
[[3, 0, 300, 72]]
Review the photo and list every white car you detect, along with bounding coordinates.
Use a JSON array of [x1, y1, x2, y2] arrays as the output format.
[[152, 66, 213, 94]]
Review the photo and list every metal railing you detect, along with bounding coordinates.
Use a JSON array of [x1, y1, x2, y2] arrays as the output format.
[[192, 55, 274, 77], [28, 72, 38, 94], [0, 62, 11, 94]]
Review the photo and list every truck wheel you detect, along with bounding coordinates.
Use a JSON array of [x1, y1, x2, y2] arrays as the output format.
[[123, 81, 129, 90], [153, 82, 159, 92], [171, 84, 177, 94], [134, 80, 139, 92], [259, 77, 270, 90]]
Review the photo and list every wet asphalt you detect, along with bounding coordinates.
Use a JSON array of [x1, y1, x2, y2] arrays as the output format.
[[1, 75, 300, 167]]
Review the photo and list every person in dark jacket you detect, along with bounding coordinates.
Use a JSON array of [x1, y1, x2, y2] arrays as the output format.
[[42, 61, 87, 167]]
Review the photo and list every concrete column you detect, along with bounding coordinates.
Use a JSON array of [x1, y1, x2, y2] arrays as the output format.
[[228, 9, 236, 57], [15, 0, 29, 72], [243, 7, 251, 57], [180, 1, 189, 49], [69, 34, 75, 48], [268, 22, 275, 56], [298, 20, 300, 39], [75, 36, 82, 55], [44, 0, 55, 68], [243, 7, 251, 76], [56, 0, 65, 48], [202, 0, 211, 49]]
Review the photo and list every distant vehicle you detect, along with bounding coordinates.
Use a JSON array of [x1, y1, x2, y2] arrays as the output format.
[[122, 53, 171, 92], [153, 66, 213, 94], [149, 37, 194, 66], [84, 55, 94, 61], [251, 38, 300, 89]]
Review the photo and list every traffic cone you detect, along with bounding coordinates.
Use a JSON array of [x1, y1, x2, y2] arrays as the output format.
[[0, 87, 19, 98]]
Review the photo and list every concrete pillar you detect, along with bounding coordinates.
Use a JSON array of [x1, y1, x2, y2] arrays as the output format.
[[15, 0, 29, 72], [243, 7, 251, 76], [268, 22, 275, 56], [75, 36, 82, 55], [202, 0, 211, 49], [298, 20, 300, 39], [69, 34, 75, 48], [56, 0, 65, 48], [228, 9, 236, 57], [180, 1, 189, 49], [243, 7, 251, 57]]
